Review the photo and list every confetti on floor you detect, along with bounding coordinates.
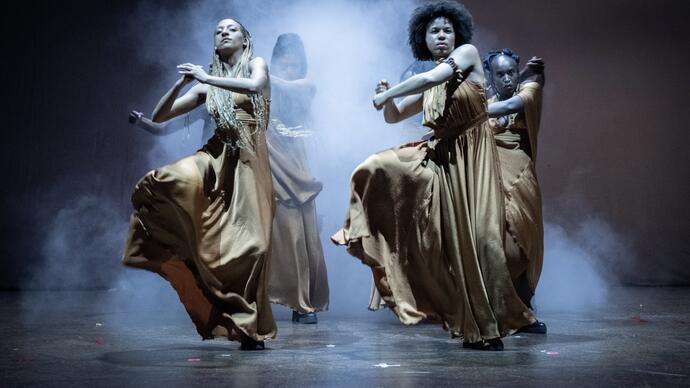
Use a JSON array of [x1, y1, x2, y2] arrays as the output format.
[[374, 363, 401, 368]]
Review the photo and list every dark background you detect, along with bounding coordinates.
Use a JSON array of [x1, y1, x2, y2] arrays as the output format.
[[1, 0, 688, 289]]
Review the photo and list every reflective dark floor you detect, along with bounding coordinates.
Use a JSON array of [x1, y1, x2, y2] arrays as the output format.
[[2, 286, 689, 387]]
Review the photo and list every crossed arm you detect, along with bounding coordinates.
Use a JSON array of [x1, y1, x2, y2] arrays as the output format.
[[488, 56, 545, 118], [373, 44, 483, 123], [150, 57, 270, 124]]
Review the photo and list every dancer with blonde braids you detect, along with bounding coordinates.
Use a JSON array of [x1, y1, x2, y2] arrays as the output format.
[[265, 33, 329, 324], [122, 19, 274, 350]]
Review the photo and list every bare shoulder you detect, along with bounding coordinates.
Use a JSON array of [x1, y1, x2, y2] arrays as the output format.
[[450, 44, 479, 60], [249, 57, 268, 71], [457, 43, 478, 54]]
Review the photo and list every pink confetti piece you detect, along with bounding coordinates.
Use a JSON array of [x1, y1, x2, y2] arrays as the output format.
[[187, 358, 201, 362]]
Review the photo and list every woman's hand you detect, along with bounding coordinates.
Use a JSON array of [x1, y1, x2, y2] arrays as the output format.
[[373, 80, 390, 110], [373, 93, 389, 111], [177, 74, 195, 86], [128, 110, 143, 124], [375, 79, 390, 94], [520, 56, 545, 81], [177, 63, 210, 83]]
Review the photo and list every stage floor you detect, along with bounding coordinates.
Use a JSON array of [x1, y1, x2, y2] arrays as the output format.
[[2, 286, 689, 387]]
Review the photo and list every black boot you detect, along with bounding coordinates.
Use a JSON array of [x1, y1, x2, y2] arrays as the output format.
[[240, 335, 265, 351], [517, 320, 547, 334], [462, 338, 504, 351]]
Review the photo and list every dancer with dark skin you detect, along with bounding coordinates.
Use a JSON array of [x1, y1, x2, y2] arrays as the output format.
[[122, 19, 274, 351], [485, 49, 547, 334], [365, 56, 544, 313], [332, 1, 535, 351], [265, 33, 329, 324]]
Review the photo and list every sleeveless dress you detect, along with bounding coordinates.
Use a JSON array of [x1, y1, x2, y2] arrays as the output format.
[[122, 92, 277, 342], [266, 115, 329, 313], [488, 82, 544, 300], [332, 79, 534, 342]]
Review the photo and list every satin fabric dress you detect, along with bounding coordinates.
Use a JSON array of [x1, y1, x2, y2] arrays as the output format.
[[488, 82, 544, 299], [122, 93, 277, 342], [266, 117, 329, 313], [332, 78, 534, 343]]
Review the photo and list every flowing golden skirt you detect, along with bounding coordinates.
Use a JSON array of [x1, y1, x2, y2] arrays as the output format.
[[332, 123, 534, 342], [122, 127, 276, 342], [266, 123, 329, 313], [496, 145, 544, 296]]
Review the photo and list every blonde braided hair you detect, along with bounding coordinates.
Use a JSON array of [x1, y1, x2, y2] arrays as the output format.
[[206, 20, 268, 154]]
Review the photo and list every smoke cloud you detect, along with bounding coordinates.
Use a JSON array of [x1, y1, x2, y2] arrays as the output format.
[[23, 1, 633, 328]]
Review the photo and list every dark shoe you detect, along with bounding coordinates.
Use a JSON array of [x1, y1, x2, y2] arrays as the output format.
[[292, 311, 318, 324], [517, 320, 547, 334], [240, 336, 265, 351], [462, 338, 504, 351]]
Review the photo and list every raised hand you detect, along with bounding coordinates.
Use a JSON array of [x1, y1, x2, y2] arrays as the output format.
[[525, 56, 545, 74], [177, 63, 210, 83], [373, 80, 390, 111], [375, 79, 390, 94], [520, 56, 545, 82], [128, 110, 143, 124]]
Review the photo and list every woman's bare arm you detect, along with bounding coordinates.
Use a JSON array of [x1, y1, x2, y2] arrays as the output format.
[[177, 57, 270, 96], [151, 77, 207, 123], [487, 96, 524, 118], [373, 44, 483, 109], [129, 110, 203, 135], [271, 76, 316, 99], [375, 79, 423, 123]]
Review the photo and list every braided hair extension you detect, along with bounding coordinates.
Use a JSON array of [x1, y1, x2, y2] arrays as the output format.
[[206, 20, 268, 155]]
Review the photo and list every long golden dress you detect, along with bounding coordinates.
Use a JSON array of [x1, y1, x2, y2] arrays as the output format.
[[488, 82, 544, 299], [122, 92, 277, 342], [332, 78, 534, 343], [266, 117, 329, 313]]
